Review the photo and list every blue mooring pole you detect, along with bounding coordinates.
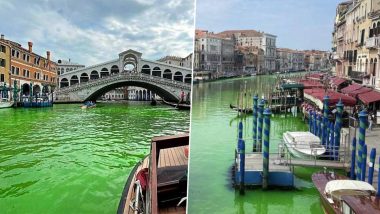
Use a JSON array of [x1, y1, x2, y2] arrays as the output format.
[[263, 108, 271, 190], [329, 122, 335, 159], [377, 157, 380, 197], [361, 144, 367, 181], [309, 110, 312, 133], [334, 100, 343, 161], [313, 111, 317, 135], [357, 110, 367, 180], [238, 138, 245, 195], [238, 121, 243, 140], [257, 100, 264, 152], [253, 95, 258, 152], [316, 114, 321, 139], [368, 148, 376, 185], [350, 138, 356, 179], [322, 96, 329, 146]]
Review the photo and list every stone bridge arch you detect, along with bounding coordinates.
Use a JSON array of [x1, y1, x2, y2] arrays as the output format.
[[84, 80, 179, 101]]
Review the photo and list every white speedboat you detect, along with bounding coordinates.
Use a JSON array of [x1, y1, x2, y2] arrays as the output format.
[[0, 98, 13, 108], [283, 131, 325, 158]]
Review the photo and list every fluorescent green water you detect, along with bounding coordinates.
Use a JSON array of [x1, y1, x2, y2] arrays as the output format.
[[0, 102, 189, 213], [188, 75, 324, 214]]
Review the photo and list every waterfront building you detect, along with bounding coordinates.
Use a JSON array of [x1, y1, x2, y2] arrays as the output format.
[[57, 59, 85, 75], [127, 86, 158, 101], [0, 35, 11, 88], [157, 55, 192, 69], [217, 30, 277, 73], [0, 35, 57, 98], [332, 0, 380, 89], [304, 50, 330, 71], [101, 87, 128, 100], [236, 46, 264, 73]]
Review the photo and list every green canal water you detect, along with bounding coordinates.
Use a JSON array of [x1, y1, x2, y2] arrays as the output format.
[[0, 102, 189, 213], [188, 75, 324, 214]]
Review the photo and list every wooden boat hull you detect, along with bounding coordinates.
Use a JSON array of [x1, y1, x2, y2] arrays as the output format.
[[162, 100, 190, 110]]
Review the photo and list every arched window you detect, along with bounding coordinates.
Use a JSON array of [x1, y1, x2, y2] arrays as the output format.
[[152, 67, 161, 77], [100, 68, 109, 78], [163, 69, 172, 79], [184, 74, 192, 83], [80, 73, 89, 83], [70, 75, 79, 85], [111, 65, 119, 74], [174, 71, 183, 82], [141, 65, 150, 75], [90, 70, 99, 79], [60, 78, 69, 88]]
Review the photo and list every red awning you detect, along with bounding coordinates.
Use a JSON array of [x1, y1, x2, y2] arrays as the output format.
[[331, 77, 347, 87], [300, 79, 323, 89], [358, 90, 380, 104], [347, 87, 372, 98], [341, 83, 363, 94], [307, 73, 325, 81], [304, 89, 356, 107]]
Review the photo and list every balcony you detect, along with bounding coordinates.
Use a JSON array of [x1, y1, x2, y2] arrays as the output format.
[[366, 37, 380, 49], [348, 70, 367, 82]]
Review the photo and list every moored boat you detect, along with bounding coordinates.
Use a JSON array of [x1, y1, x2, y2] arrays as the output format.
[[283, 131, 325, 158], [118, 134, 189, 214], [0, 99, 13, 108], [312, 172, 380, 213], [162, 100, 190, 110]]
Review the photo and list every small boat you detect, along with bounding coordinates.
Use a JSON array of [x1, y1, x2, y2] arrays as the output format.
[[229, 104, 252, 114], [283, 131, 325, 158], [312, 172, 380, 214], [81, 101, 96, 109], [118, 134, 189, 214], [162, 100, 190, 110], [0, 98, 13, 108], [151, 99, 157, 106]]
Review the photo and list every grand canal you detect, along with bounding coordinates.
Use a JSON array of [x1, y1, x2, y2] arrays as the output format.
[[188, 74, 324, 214], [0, 102, 189, 213]]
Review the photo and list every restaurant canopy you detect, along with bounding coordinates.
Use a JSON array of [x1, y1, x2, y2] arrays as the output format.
[[304, 88, 356, 109], [330, 77, 348, 87], [358, 90, 380, 104], [341, 83, 363, 94], [299, 79, 323, 89], [347, 87, 372, 98]]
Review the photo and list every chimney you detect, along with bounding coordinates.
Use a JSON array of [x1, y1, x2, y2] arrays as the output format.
[[28, 41, 33, 52], [46, 51, 50, 61], [0, 34, 4, 40]]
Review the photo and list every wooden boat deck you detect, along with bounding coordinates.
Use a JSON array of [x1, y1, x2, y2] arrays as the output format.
[[158, 146, 188, 168]]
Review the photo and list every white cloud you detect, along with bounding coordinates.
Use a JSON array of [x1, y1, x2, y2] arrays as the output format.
[[0, 0, 195, 65]]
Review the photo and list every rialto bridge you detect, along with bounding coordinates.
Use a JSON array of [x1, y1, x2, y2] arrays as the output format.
[[55, 49, 192, 102]]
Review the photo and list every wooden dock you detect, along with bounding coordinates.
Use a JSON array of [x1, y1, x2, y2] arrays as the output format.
[[236, 153, 291, 172]]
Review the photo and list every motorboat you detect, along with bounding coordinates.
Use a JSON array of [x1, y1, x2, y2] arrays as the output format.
[[312, 172, 380, 214], [81, 101, 96, 109], [283, 131, 325, 158], [117, 134, 189, 214], [0, 98, 13, 108]]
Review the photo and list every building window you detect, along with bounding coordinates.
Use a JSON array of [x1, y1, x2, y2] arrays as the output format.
[[0, 45, 5, 53], [23, 69, 27, 77], [0, 74, 4, 82], [16, 67, 19, 75], [0, 58, 5, 67], [11, 49, 15, 57]]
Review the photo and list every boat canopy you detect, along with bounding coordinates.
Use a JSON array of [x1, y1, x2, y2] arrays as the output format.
[[325, 180, 376, 200], [285, 132, 320, 144]]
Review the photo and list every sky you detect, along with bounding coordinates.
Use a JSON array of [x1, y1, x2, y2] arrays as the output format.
[[0, 0, 195, 66], [196, 0, 343, 51]]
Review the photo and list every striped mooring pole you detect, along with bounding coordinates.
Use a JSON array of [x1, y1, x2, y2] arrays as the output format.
[[238, 138, 245, 195], [329, 122, 335, 159], [316, 114, 320, 137], [257, 100, 264, 152], [350, 137, 356, 179], [361, 144, 367, 181], [263, 108, 271, 190], [334, 100, 343, 161], [253, 95, 258, 152], [368, 148, 376, 185], [322, 96, 329, 146], [357, 110, 367, 180]]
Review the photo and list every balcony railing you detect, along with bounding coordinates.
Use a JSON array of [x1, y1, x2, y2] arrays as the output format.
[[348, 70, 366, 81], [365, 36, 380, 49]]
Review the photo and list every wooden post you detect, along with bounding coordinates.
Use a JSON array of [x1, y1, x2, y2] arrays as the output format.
[[263, 108, 271, 190]]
